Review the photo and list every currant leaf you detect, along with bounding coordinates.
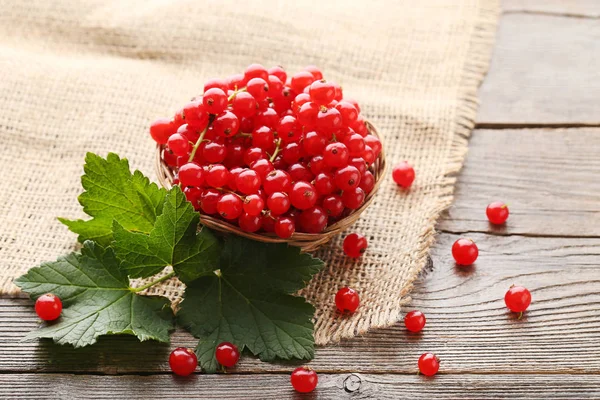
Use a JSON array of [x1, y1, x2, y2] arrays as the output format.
[[112, 186, 221, 281], [59, 152, 167, 247], [14, 241, 174, 347], [177, 236, 324, 372]]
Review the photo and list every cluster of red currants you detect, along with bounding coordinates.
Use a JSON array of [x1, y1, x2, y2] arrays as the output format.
[[149, 64, 382, 238]]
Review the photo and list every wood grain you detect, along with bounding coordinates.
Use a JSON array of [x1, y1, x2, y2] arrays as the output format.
[[476, 13, 600, 125], [503, 0, 600, 17], [439, 128, 600, 236], [3, 233, 599, 374], [0, 373, 599, 400]]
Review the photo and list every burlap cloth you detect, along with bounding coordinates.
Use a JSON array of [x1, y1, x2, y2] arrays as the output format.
[[0, 0, 499, 345]]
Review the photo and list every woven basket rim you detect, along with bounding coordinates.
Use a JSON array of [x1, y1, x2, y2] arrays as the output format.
[[155, 120, 387, 251]]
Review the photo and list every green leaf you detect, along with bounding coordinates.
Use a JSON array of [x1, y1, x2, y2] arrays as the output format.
[[14, 241, 174, 347], [177, 236, 324, 372], [59, 152, 167, 247], [112, 186, 221, 281]]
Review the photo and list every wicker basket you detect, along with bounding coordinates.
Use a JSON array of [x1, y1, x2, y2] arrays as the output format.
[[155, 120, 387, 252]]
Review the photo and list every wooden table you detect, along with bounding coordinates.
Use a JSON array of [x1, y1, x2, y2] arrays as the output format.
[[2, 1, 599, 398]]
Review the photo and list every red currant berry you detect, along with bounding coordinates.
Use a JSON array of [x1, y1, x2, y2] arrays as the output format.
[[359, 171, 375, 194], [255, 107, 279, 129], [163, 149, 178, 167], [200, 189, 221, 214], [341, 187, 365, 209], [267, 75, 283, 93], [418, 353, 440, 376], [315, 107, 342, 132], [288, 163, 314, 183], [314, 172, 335, 195], [364, 135, 382, 157], [183, 187, 202, 210], [178, 162, 204, 187], [204, 78, 229, 93], [345, 98, 361, 113], [169, 347, 197, 376], [267, 192, 291, 216], [274, 216, 295, 239], [215, 342, 240, 368], [239, 212, 262, 232], [486, 201, 509, 224], [308, 155, 328, 175], [246, 77, 269, 102], [150, 118, 175, 144], [226, 74, 246, 91], [244, 147, 267, 166], [278, 115, 301, 143], [250, 158, 274, 180], [213, 111, 240, 137], [262, 213, 276, 232], [290, 366, 318, 393], [231, 91, 257, 118], [290, 181, 318, 210], [309, 80, 336, 105], [217, 193, 243, 220], [323, 143, 350, 168], [452, 238, 478, 266], [322, 194, 344, 217], [348, 158, 366, 177], [351, 115, 368, 136], [252, 126, 275, 150], [404, 310, 426, 333], [177, 123, 201, 143], [203, 88, 228, 114], [304, 65, 323, 80], [303, 131, 327, 156], [236, 169, 261, 195], [35, 293, 62, 321], [343, 233, 367, 258], [281, 142, 304, 164], [392, 161, 415, 188], [335, 287, 360, 313], [335, 101, 359, 126], [244, 63, 269, 82], [362, 145, 376, 164], [205, 164, 230, 188], [334, 165, 361, 191], [267, 66, 287, 83], [505, 285, 531, 313], [172, 108, 185, 128], [243, 194, 265, 216], [202, 142, 227, 164], [292, 93, 311, 112], [264, 170, 292, 195], [297, 102, 319, 127], [298, 206, 328, 233], [343, 133, 366, 157], [167, 133, 191, 157], [331, 81, 343, 101], [183, 102, 209, 129], [290, 71, 315, 94], [227, 167, 244, 191]]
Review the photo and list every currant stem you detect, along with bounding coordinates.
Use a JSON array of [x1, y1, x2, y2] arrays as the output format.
[[131, 271, 176, 293], [269, 138, 282, 162], [227, 87, 247, 102], [188, 125, 210, 162]]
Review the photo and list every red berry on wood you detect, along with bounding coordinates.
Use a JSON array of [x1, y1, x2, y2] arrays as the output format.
[[35, 293, 62, 321], [505, 285, 531, 313], [404, 310, 426, 333], [418, 353, 440, 376], [451, 238, 479, 266], [169, 347, 197, 376], [290, 366, 318, 393], [486, 201, 509, 224]]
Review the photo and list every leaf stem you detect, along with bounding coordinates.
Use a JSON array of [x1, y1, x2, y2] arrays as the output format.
[[131, 271, 176, 293]]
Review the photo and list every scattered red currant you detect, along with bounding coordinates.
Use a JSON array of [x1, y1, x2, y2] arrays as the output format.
[[404, 310, 426, 333], [392, 161, 415, 188], [290, 366, 318, 393], [486, 201, 509, 224], [169, 347, 197, 376], [343, 233, 367, 258], [335, 287, 360, 313], [418, 353, 440, 376], [505, 285, 531, 314], [215, 342, 240, 368], [452, 238, 478, 266], [35, 293, 62, 321]]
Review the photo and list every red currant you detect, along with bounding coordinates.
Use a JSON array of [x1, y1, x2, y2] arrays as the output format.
[[231, 92, 257, 118], [244, 63, 269, 82], [292, 93, 311, 112], [183, 186, 202, 210], [335, 101, 359, 126], [203, 88, 227, 114], [314, 172, 335, 195], [205, 164, 230, 188], [150, 118, 175, 144], [362, 145, 376, 165], [267, 75, 283, 93], [274, 216, 295, 239], [224, 144, 245, 168], [359, 171, 375, 194], [364, 135, 382, 157], [236, 169, 261, 195], [200, 189, 221, 214], [204, 78, 229, 93], [290, 181, 318, 210], [202, 142, 227, 164], [322, 194, 344, 217], [277, 115, 301, 143], [309, 80, 336, 105], [250, 158, 274, 180], [404, 310, 426, 333], [290, 71, 315, 94], [246, 78, 269, 102], [304, 65, 323, 80], [252, 126, 274, 150], [35, 293, 62, 321], [486, 201, 509, 224], [290, 366, 318, 393], [298, 206, 328, 233], [343, 233, 367, 258], [341, 187, 365, 209], [349, 157, 367, 177], [226, 74, 245, 91], [239, 212, 262, 232], [392, 161, 415, 188], [418, 353, 440, 376], [244, 147, 267, 166], [263, 170, 292, 195], [217, 193, 243, 220], [297, 102, 319, 127], [215, 342, 240, 368], [335, 287, 360, 313], [243, 193, 265, 216], [334, 165, 361, 191], [323, 143, 349, 168], [303, 131, 327, 156], [288, 163, 314, 183], [254, 107, 279, 129], [308, 155, 328, 175], [315, 107, 342, 132], [281, 142, 304, 164], [451, 238, 478, 266], [213, 111, 240, 137], [183, 102, 209, 129], [169, 347, 197, 376], [267, 192, 291, 215], [505, 285, 531, 313], [267, 66, 287, 83], [167, 133, 191, 157], [178, 162, 204, 188]]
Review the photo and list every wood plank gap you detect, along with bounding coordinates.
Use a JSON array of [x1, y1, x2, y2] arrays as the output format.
[[437, 228, 600, 240], [503, 9, 600, 20], [475, 122, 600, 129]]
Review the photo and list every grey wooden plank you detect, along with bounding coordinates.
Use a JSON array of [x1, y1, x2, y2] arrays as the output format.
[[438, 128, 600, 236], [0, 373, 599, 400], [2, 233, 599, 374], [476, 13, 600, 125], [503, 0, 600, 17]]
